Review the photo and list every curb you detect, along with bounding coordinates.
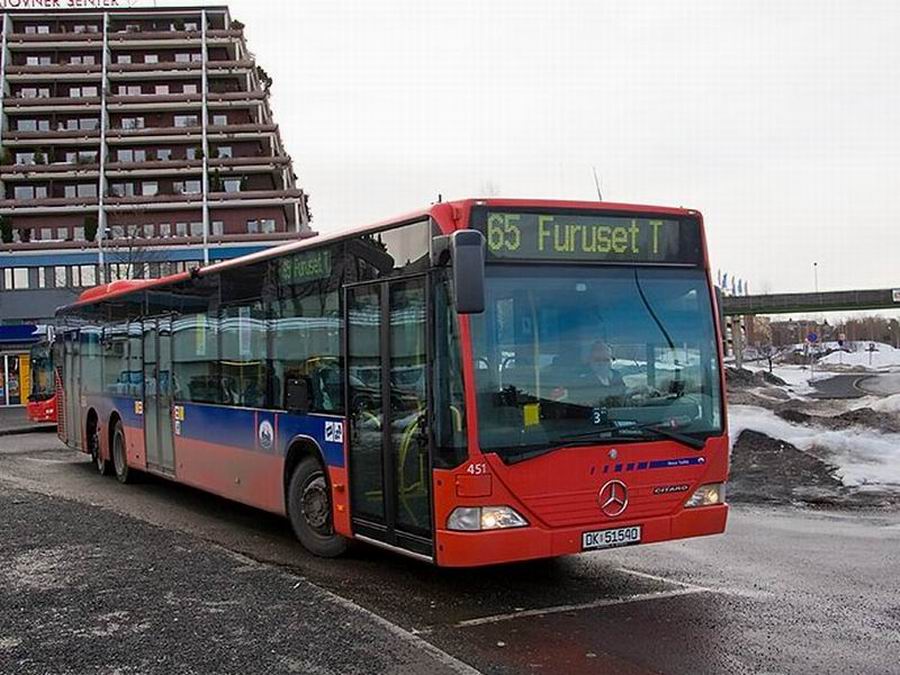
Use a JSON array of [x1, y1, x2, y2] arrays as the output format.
[[0, 425, 56, 437]]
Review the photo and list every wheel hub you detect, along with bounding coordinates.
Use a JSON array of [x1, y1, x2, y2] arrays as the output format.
[[301, 475, 331, 533]]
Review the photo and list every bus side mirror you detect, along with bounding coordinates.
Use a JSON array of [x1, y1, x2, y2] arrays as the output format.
[[285, 377, 311, 413], [450, 230, 485, 314]]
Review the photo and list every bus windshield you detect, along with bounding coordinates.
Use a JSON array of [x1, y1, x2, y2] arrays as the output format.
[[469, 265, 723, 460], [30, 343, 54, 401]]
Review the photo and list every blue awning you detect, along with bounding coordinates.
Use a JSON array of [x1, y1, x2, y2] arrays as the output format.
[[0, 324, 39, 344]]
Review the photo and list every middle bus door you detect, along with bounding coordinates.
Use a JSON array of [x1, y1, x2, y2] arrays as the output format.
[[346, 277, 433, 559], [142, 316, 176, 474]]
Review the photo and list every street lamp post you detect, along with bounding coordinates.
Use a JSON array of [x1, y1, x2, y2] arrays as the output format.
[[813, 262, 818, 293]]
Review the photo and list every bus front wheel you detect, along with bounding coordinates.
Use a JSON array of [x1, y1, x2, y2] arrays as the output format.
[[287, 456, 347, 558]]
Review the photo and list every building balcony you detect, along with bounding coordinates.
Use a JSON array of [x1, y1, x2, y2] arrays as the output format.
[[105, 28, 243, 47], [104, 155, 292, 176], [104, 122, 277, 143], [2, 129, 102, 147], [0, 188, 301, 215], [5, 64, 103, 80], [6, 32, 104, 48], [2, 96, 102, 113], [0, 231, 302, 255], [4, 28, 242, 49], [0, 162, 100, 180], [107, 59, 254, 79]]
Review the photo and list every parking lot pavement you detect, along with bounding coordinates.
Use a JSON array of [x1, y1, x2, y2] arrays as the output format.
[[1, 433, 900, 674], [0, 482, 475, 675]]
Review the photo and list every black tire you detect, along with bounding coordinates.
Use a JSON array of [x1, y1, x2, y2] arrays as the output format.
[[287, 456, 347, 557], [111, 420, 135, 484], [89, 421, 111, 476]]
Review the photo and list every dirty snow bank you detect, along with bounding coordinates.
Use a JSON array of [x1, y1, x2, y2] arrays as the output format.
[[729, 405, 900, 488]]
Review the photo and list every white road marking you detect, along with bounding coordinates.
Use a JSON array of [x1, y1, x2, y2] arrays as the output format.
[[454, 587, 709, 628], [617, 567, 712, 590], [221, 549, 484, 675]]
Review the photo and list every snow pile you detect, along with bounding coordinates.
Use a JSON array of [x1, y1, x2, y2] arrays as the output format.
[[818, 342, 900, 370], [868, 394, 900, 415], [744, 364, 817, 396], [729, 405, 900, 488]]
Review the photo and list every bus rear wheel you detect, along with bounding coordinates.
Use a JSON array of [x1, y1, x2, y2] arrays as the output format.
[[111, 421, 134, 484], [90, 423, 111, 476], [287, 456, 347, 558]]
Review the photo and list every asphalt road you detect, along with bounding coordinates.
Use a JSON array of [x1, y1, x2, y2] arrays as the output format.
[[1, 433, 899, 674]]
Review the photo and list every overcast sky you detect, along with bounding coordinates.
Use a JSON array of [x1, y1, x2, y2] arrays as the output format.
[[178, 0, 898, 297]]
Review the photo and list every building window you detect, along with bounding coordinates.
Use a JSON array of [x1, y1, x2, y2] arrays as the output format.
[[69, 55, 96, 65], [9, 268, 30, 290], [125, 24, 141, 33], [157, 148, 172, 161], [25, 25, 51, 35], [211, 114, 228, 127], [65, 151, 97, 164], [80, 265, 96, 287], [121, 117, 145, 130], [260, 218, 276, 233], [116, 149, 146, 163], [118, 85, 142, 96], [56, 227, 68, 241], [109, 183, 134, 197], [116, 54, 132, 64], [142, 181, 159, 196], [159, 223, 171, 237], [40, 228, 53, 241], [55, 266, 67, 288], [26, 56, 52, 66], [15, 152, 36, 165], [154, 84, 170, 95], [143, 224, 155, 237], [18, 87, 51, 99], [176, 222, 188, 236], [174, 180, 201, 194], [215, 146, 233, 159], [182, 83, 198, 94], [174, 114, 198, 128], [74, 226, 85, 241], [190, 222, 203, 236], [145, 54, 159, 64], [37, 267, 47, 288], [247, 220, 259, 233], [185, 22, 199, 31], [14, 186, 48, 200], [212, 220, 224, 236], [70, 86, 98, 98], [223, 178, 242, 193], [73, 24, 99, 34]]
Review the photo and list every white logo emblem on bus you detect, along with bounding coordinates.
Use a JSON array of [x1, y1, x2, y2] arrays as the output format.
[[598, 480, 628, 517], [258, 420, 274, 450]]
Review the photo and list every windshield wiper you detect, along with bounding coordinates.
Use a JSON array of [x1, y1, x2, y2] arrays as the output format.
[[559, 422, 706, 450]]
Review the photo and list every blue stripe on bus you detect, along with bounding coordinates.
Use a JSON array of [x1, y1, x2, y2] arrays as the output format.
[[110, 395, 143, 427], [177, 403, 345, 467]]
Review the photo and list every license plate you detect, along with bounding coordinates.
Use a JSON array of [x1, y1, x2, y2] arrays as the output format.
[[582, 525, 642, 551]]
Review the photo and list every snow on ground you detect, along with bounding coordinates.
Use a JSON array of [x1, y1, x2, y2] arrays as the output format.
[[729, 405, 900, 489], [819, 342, 900, 370]]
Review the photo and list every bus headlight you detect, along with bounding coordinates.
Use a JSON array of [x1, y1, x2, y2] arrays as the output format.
[[685, 483, 724, 507], [447, 506, 529, 531]]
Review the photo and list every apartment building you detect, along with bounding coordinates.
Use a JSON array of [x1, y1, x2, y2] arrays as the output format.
[[0, 5, 312, 406]]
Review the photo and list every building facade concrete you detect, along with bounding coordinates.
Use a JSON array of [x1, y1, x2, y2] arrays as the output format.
[[0, 4, 312, 406]]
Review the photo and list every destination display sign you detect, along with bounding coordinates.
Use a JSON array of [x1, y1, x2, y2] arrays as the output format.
[[476, 211, 702, 264], [278, 248, 332, 286]]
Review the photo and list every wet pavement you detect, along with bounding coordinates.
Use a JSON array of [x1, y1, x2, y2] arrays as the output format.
[[1, 433, 899, 674]]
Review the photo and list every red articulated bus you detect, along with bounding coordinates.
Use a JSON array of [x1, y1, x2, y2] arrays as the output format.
[[26, 339, 58, 425], [55, 199, 728, 566]]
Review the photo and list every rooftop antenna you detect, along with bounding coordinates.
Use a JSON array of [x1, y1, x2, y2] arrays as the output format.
[[591, 166, 603, 201]]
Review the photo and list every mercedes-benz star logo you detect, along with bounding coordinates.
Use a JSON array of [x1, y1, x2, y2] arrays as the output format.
[[598, 480, 628, 517]]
